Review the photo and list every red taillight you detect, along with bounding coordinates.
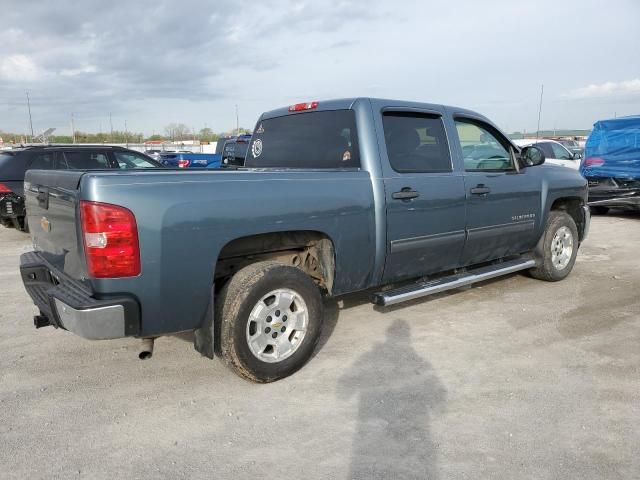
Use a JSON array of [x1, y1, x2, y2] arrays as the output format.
[[178, 159, 190, 168], [583, 157, 604, 167], [0, 183, 12, 193], [288, 101, 319, 112], [80, 201, 140, 278]]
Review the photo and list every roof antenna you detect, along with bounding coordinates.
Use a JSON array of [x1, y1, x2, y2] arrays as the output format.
[[26, 91, 34, 143], [535, 83, 544, 141]]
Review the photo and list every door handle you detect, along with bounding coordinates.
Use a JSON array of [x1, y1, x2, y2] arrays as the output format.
[[470, 185, 491, 195], [392, 188, 420, 200]]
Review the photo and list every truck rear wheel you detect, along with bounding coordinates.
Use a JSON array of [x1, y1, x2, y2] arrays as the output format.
[[218, 261, 323, 382], [529, 211, 579, 282]]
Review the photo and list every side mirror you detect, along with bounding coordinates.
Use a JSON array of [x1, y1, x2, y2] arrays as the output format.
[[520, 145, 545, 167], [572, 152, 583, 160]]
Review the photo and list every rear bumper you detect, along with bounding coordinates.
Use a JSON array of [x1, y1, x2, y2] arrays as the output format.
[[20, 251, 140, 339], [0, 193, 25, 219]]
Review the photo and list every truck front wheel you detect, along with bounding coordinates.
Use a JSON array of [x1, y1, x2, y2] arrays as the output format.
[[218, 261, 324, 382], [529, 211, 579, 282]]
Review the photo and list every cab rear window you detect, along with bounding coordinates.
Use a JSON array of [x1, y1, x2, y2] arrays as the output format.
[[245, 110, 360, 169]]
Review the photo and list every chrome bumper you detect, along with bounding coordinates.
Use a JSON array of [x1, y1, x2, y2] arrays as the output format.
[[53, 299, 126, 340]]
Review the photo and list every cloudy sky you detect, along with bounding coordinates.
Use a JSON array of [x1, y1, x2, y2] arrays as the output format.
[[1, 0, 639, 136]]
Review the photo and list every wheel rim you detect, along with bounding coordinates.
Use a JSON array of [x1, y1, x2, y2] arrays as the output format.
[[245, 288, 308, 363], [551, 226, 574, 270]]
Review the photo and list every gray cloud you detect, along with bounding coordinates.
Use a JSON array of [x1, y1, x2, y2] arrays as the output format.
[[1, 0, 639, 135]]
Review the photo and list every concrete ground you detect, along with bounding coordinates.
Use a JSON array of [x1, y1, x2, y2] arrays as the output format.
[[1, 212, 639, 480]]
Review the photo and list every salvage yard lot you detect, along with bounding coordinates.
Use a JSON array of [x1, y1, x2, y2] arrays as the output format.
[[1, 213, 639, 479]]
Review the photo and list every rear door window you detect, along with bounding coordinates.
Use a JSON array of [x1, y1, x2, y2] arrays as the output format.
[[29, 152, 56, 169], [61, 151, 110, 169], [382, 113, 452, 173], [535, 142, 555, 159], [245, 110, 360, 169]]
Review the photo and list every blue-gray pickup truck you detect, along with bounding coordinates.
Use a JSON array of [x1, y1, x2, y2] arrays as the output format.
[[19, 98, 590, 382]]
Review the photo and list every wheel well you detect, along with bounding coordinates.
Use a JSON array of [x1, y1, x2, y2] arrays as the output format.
[[550, 197, 586, 240], [215, 231, 336, 293]]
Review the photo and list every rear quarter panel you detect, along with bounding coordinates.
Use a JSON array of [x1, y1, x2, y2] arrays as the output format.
[[82, 170, 376, 336]]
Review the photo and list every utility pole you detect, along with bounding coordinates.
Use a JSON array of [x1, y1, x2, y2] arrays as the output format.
[[124, 120, 128, 147], [536, 84, 544, 140], [26, 91, 34, 142], [70, 113, 76, 144], [235, 104, 239, 135], [109, 113, 114, 143]]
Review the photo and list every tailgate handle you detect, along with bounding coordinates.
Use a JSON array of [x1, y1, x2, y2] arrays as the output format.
[[37, 187, 49, 209]]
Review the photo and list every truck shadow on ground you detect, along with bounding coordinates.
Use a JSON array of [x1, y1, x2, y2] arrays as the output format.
[[337, 319, 447, 480]]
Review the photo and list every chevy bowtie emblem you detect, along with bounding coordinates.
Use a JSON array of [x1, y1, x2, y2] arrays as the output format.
[[40, 216, 51, 232]]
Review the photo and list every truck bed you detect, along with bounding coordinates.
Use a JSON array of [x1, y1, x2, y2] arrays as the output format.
[[24, 168, 376, 336]]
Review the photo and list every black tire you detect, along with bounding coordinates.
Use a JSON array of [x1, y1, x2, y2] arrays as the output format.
[[590, 206, 609, 215], [217, 261, 324, 383], [529, 211, 579, 282]]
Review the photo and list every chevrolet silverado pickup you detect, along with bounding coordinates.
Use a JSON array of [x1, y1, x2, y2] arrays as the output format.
[[19, 98, 590, 382]]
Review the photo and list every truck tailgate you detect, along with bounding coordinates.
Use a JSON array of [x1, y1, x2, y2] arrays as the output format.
[[24, 170, 87, 280]]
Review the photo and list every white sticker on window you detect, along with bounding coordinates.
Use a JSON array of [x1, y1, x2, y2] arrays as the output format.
[[251, 139, 263, 158]]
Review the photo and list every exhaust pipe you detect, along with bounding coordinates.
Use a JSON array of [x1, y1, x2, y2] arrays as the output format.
[[138, 338, 155, 360]]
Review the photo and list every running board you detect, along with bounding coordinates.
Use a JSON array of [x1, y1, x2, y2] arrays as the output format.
[[372, 258, 536, 306]]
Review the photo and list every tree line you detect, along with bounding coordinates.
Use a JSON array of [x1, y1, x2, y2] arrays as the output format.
[[0, 123, 252, 145]]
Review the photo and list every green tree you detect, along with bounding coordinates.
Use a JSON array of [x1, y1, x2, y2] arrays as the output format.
[[198, 127, 218, 142]]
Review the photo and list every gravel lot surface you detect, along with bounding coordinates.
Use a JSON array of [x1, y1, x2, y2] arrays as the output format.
[[1, 212, 639, 479]]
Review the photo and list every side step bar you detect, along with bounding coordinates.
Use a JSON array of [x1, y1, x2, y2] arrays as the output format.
[[372, 258, 536, 307]]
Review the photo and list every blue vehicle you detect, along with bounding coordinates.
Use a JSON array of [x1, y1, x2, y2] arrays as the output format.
[[581, 115, 640, 213], [20, 98, 589, 382], [158, 151, 222, 169]]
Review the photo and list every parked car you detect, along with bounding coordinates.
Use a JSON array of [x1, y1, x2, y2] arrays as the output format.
[[556, 139, 584, 156], [513, 139, 581, 170], [157, 151, 222, 169], [0, 145, 162, 231], [581, 115, 640, 214], [220, 134, 252, 167], [19, 98, 589, 382]]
